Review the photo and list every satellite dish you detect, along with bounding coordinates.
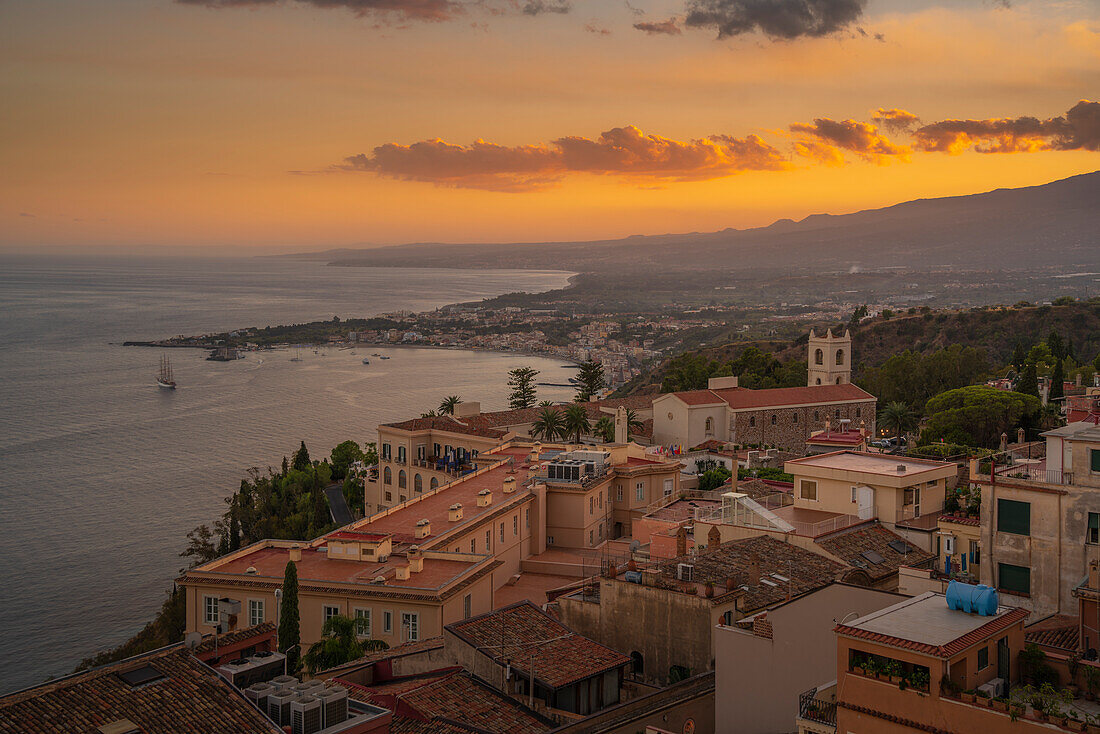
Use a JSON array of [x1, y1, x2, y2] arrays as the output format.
[[184, 632, 202, 649]]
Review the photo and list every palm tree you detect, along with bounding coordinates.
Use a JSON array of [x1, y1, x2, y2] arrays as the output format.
[[420, 409, 438, 418], [563, 404, 590, 443], [303, 615, 388, 674], [624, 408, 645, 439], [538, 400, 554, 407], [594, 416, 616, 443], [532, 407, 566, 441], [438, 395, 461, 415], [878, 401, 916, 450]]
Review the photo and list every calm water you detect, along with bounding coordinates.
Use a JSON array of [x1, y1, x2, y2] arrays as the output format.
[[0, 254, 575, 694]]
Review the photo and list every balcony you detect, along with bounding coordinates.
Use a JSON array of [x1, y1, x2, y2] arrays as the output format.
[[797, 682, 837, 733]]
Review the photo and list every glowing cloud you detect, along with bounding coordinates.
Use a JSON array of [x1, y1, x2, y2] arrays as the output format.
[[341, 126, 790, 191], [790, 118, 910, 165], [871, 108, 920, 133], [913, 100, 1100, 154]]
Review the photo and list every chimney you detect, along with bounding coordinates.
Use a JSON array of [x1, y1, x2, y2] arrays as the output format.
[[395, 565, 411, 580], [1078, 373, 1084, 388], [289, 544, 302, 562], [859, 419, 867, 438], [747, 555, 761, 586], [448, 503, 464, 522], [1017, 427, 1026, 444], [503, 476, 517, 494], [408, 545, 424, 573], [415, 518, 431, 539], [896, 464, 907, 474], [529, 442, 543, 463], [676, 526, 688, 557], [708, 525, 722, 550], [477, 489, 492, 507], [999, 433, 1008, 452]]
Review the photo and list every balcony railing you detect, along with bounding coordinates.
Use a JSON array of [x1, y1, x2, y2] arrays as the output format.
[[793, 513, 863, 538], [995, 465, 1075, 486], [798, 687, 837, 728]]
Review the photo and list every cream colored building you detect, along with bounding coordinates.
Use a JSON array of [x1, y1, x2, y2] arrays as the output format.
[[807, 328, 852, 387]]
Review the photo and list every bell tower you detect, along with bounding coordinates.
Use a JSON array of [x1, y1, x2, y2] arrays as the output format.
[[807, 328, 852, 386]]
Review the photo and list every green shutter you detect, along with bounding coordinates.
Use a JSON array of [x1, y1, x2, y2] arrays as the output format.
[[1091, 513, 1100, 531], [997, 499, 1031, 536], [1092, 450, 1100, 473], [998, 563, 1031, 594]]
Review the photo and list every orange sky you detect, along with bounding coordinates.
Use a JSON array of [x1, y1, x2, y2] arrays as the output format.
[[1, 0, 1097, 251]]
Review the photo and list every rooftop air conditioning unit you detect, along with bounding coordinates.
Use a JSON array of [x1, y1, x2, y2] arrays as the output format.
[[978, 678, 1005, 698], [267, 690, 298, 726], [316, 686, 350, 728], [244, 682, 273, 713], [291, 694, 323, 734], [246, 651, 287, 685], [217, 658, 256, 688], [269, 674, 297, 692]]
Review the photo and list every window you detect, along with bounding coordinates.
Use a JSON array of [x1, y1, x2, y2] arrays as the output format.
[[770, 415, 776, 426], [978, 646, 989, 670], [814, 410, 820, 421], [204, 596, 219, 625], [417, 445, 426, 460], [383, 610, 393, 634], [590, 497, 595, 513], [384, 491, 392, 502], [1092, 449, 1100, 473], [485, 530, 491, 550], [836, 349, 845, 366], [815, 348, 824, 365], [664, 478, 674, 497], [402, 612, 419, 641], [354, 608, 371, 637], [1090, 513, 1100, 545], [800, 480, 818, 501], [969, 540, 980, 566], [851, 486, 858, 503], [856, 408, 861, 418], [590, 530, 594, 544], [598, 522, 603, 539], [998, 563, 1031, 594], [383, 467, 392, 485], [635, 482, 644, 501], [513, 515, 518, 535], [599, 493, 603, 509], [705, 417, 714, 435], [397, 446, 406, 463], [248, 599, 264, 627], [548, 535, 555, 545], [792, 413, 798, 424], [398, 470, 407, 489], [414, 474, 423, 492], [617, 485, 624, 502], [499, 522, 504, 543], [382, 443, 391, 460], [433, 443, 441, 457], [430, 477, 439, 490], [526, 508, 530, 528], [470, 538, 476, 553], [997, 499, 1031, 536], [323, 605, 340, 623], [834, 409, 841, 419], [463, 594, 472, 619], [749, 416, 755, 428]]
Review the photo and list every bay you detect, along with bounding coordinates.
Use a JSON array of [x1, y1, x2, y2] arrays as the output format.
[[0, 254, 575, 694]]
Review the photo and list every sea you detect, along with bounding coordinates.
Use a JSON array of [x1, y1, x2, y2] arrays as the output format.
[[0, 254, 576, 694]]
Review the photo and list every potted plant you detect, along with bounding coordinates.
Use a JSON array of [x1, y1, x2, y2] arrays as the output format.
[[627, 559, 637, 572], [992, 696, 1009, 712], [1009, 702, 1025, 720], [1087, 713, 1100, 734], [909, 669, 930, 693], [885, 660, 903, 685], [961, 689, 976, 703], [704, 581, 715, 598], [975, 689, 992, 707], [1069, 712, 1086, 732]]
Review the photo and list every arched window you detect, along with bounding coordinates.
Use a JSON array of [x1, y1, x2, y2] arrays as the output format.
[[414, 474, 423, 492], [398, 469, 407, 489], [815, 348, 824, 365], [631, 651, 644, 677], [814, 410, 820, 421], [430, 477, 439, 490], [771, 415, 777, 426], [815, 378, 822, 385], [383, 466, 392, 485], [836, 348, 844, 366], [836, 377, 842, 384], [856, 408, 861, 418], [749, 416, 755, 428]]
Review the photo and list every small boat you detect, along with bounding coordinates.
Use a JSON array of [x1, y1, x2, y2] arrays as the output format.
[[362, 358, 371, 365], [157, 355, 176, 389], [371, 353, 380, 357], [379, 355, 390, 360]]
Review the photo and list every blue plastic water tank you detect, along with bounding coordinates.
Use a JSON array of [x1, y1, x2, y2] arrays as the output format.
[[624, 571, 642, 584], [946, 580, 999, 616]]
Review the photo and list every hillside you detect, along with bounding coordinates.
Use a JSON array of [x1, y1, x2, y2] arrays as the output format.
[[618, 299, 1100, 395], [282, 172, 1100, 273]]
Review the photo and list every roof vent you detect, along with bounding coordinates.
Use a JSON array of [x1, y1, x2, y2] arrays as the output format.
[[98, 721, 141, 734], [477, 489, 492, 507], [448, 503, 464, 522], [415, 518, 431, 539], [245, 566, 257, 575], [372, 575, 387, 584], [395, 565, 411, 580], [896, 464, 907, 473], [117, 665, 165, 689], [503, 476, 517, 494], [289, 544, 302, 562]]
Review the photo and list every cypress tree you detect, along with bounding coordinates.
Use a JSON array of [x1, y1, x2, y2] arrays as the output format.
[[1017, 363, 1039, 399], [228, 502, 241, 552], [1011, 343, 1027, 372], [1050, 359, 1065, 401], [279, 561, 301, 671], [292, 441, 311, 472]]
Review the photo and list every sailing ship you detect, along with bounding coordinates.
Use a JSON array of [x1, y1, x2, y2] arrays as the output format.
[[157, 355, 176, 389]]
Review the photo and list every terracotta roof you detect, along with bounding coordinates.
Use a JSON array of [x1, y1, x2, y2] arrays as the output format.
[[1025, 617, 1080, 652], [736, 478, 784, 499], [342, 670, 551, 734], [835, 602, 1029, 659], [939, 514, 980, 527], [381, 415, 508, 438], [445, 601, 630, 689], [670, 383, 874, 410], [192, 622, 275, 654], [661, 535, 845, 612], [808, 429, 867, 446], [0, 646, 283, 734], [816, 523, 935, 583], [384, 396, 654, 436]]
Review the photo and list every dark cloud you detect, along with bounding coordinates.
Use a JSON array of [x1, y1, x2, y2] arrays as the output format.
[[521, 0, 570, 15], [634, 17, 682, 35], [176, 0, 463, 21], [913, 100, 1100, 154], [684, 0, 866, 39], [870, 107, 920, 134], [790, 118, 909, 164], [341, 125, 789, 191]]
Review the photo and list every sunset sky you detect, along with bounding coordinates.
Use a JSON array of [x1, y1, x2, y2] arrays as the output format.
[[1, 0, 1097, 252]]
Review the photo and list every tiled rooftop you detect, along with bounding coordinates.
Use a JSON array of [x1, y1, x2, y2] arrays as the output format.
[[670, 383, 874, 409], [0, 646, 283, 734], [1025, 616, 1080, 652], [342, 670, 551, 734], [446, 601, 631, 688], [660, 535, 845, 612], [836, 591, 1030, 658], [645, 498, 722, 522], [816, 523, 934, 582], [382, 396, 654, 436]]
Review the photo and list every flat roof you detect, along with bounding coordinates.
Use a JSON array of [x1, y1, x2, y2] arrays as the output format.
[[836, 591, 1028, 658], [787, 450, 953, 477]]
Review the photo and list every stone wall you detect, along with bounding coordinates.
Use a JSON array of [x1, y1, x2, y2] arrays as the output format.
[[729, 400, 876, 453]]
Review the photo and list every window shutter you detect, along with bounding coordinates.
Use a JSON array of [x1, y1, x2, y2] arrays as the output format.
[[997, 499, 1030, 536]]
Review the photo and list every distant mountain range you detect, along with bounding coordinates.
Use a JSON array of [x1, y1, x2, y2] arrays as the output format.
[[282, 171, 1100, 272]]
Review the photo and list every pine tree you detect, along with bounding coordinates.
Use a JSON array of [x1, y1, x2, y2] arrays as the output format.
[[1047, 331, 1065, 361], [507, 366, 539, 410], [281, 456, 289, 476], [574, 360, 605, 402], [292, 441, 311, 471], [1049, 359, 1065, 401], [1017, 363, 1039, 398], [279, 561, 301, 671], [1011, 343, 1027, 372]]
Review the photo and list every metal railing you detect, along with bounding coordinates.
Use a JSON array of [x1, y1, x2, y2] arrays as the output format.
[[794, 514, 862, 538], [798, 687, 837, 728], [996, 465, 1074, 486]]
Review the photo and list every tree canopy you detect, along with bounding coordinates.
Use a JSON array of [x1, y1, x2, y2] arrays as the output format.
[[574, 360, 605, 401], [329, 440, 366, 481], [507, 366, 539, 410], [856, 345, 988, 411], [661, 347, 806, 392], [920, 386, 1040, 448]]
